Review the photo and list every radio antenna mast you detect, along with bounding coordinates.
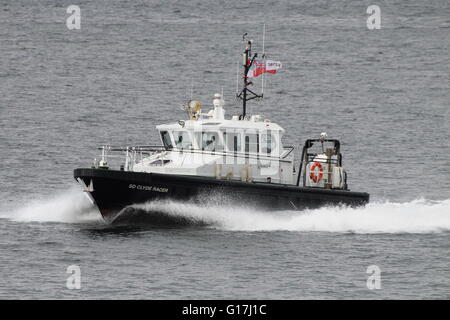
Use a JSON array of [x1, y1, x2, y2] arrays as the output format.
[[236, 33, 263, 119], [261, 23, 266, 96], [235, 60, 239, 99]]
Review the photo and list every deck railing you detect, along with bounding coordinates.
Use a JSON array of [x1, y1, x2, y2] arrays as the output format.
[[95, 145, 295, 171]]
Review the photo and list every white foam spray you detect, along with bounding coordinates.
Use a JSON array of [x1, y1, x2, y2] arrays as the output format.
[[134, 198, 450, 234], [3, 187, 450, 233], [0, 187, 102, 224]]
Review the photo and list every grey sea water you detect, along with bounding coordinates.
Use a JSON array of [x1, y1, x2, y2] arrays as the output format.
[[0, 0, 449, 299]]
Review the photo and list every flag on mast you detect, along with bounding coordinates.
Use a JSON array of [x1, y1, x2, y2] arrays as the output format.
[[248, 59, 282, 78]]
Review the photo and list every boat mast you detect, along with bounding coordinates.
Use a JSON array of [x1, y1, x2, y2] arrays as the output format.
[[237, 33, 263, 119]]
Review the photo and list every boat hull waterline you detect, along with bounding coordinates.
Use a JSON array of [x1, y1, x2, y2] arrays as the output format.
[[74, 168, 370, 224]]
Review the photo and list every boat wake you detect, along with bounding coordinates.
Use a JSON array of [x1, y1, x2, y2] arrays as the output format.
[[2, 188, 450, 234], [0, 187, 102, 224], [128, 198, 450, 234]]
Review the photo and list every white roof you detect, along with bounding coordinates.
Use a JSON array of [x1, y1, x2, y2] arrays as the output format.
[[157, 118, 284, 132]]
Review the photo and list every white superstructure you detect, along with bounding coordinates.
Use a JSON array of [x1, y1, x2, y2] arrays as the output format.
[[127, 93, 295, 184]]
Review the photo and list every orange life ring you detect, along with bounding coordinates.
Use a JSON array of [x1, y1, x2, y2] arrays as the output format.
[[309, 162, 324, 183]]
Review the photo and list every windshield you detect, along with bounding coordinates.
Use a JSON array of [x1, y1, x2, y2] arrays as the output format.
[[173, 131, 192, 149], [199, 132, 223, 152], [160, 131, 173, 149]]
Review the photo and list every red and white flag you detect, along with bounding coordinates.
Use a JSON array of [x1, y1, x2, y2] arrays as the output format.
[[248, 60, 282, 78]]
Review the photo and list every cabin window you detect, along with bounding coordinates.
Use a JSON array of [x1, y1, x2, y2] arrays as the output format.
[[245, 134, 259, 154], [224, 132, 241, 153], [150, 159, 171, 166], [201, 132, 223, 152], [173, 131, 192, 149], [160, 131, 173, 149], [260, 131, 273, 155]]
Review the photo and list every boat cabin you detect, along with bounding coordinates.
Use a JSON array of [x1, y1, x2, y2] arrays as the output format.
[[157, 119, 284, 157], [130, 94, 295, 184]]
